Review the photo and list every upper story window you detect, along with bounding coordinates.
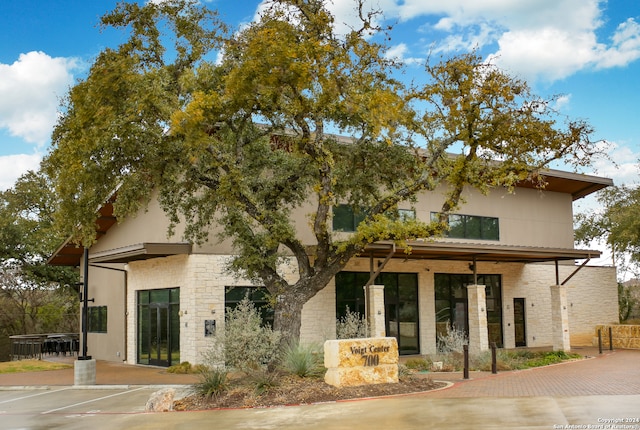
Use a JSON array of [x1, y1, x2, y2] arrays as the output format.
[[431, 213, 499, 241], [332, 204, 367, 232], [332, 205, 416, 232]]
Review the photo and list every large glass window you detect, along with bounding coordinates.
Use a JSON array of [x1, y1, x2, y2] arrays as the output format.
[[225, 286, 273, 327], [434, 274, 503, 348], [336, 272, 419, 355], [137, 287, 180, 367], [88, 306, 107, 333], [431, 213, 499, 240]]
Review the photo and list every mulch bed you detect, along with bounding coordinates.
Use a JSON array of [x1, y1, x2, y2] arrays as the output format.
[[174, 374, 446, 410]]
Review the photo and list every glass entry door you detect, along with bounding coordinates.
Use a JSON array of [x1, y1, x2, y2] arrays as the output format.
[[137, 288, 180, 367], [335, 272, 419, 355], [149, 304, 169, 366]]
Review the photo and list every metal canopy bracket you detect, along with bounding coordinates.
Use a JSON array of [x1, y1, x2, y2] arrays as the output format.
[[366, 244, 396, 287], [561, 258, 591, 286]]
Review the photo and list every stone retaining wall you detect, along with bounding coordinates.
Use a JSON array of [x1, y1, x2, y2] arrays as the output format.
[[594, 325, 640, 349]]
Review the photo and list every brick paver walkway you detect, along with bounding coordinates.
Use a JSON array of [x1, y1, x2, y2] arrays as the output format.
[[425, 348, 640, 398], [2, 348, 638, 399]]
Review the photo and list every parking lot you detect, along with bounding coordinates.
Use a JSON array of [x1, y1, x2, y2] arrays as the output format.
[[0, 386, 177, 429]]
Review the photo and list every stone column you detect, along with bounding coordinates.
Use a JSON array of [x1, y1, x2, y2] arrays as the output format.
[[364, 284, 386, 338], [466, 284, 489, 355], [550, 285, 571, 352]]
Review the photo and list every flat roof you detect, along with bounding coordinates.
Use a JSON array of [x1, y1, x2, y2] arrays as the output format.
[[89, 242, 192, 264], [364, 240, 601, 264]]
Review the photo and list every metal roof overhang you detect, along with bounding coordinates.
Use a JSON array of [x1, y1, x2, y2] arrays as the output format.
[[47, 169, 612, 267], [518, 170, 613, 201], [363, 240, 601, 264], [88, 243, 193, 264]]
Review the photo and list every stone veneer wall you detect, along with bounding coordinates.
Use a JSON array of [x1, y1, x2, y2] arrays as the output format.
[[125, 253, 617, 364], [594, 324, 640, 349], [126, 253, 331, 365]]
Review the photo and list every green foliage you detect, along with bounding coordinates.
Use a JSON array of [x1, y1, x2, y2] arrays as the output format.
[[468, 349, 581, 371], [618, 283, 639, 323], [575, 183, 640, 274], [203, 297, 281, 374], [167, 361, 208, 374], [279, 341, 324, 377], [336, 306, 369, 339], [247, 369, 281, 396], [46, 0, 605, 347], [404, 357, 432, 372], [193, 367, 228, 400]]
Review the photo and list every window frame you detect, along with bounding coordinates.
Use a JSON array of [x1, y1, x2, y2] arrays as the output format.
[[431, 212, 499, 241], [88, 305, 107, 333]]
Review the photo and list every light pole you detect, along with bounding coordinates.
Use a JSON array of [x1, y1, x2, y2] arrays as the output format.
[[74, 247, 95, 385], [80, 247, 92, 360]]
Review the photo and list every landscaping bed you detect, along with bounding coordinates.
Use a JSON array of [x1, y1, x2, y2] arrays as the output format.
[[174, 373, 445, 410]]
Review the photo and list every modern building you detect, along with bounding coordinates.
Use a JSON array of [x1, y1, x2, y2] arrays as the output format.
[[48, 168, 618, 366]]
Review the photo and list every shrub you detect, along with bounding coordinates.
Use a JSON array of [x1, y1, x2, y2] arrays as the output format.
[[336, 306, 369, 339], [404, 357, 431, 372], [248, 369, 281, 396], [280, 341, 324, 378], [167, 361, 208, 374], [202, 297, 281, 374], [437, 324, 468, 354], [193, 367, 228, 400], [167, 361, 193, 374]]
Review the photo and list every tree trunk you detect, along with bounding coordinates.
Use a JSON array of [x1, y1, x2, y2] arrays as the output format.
[[272, 289, 306, 346]]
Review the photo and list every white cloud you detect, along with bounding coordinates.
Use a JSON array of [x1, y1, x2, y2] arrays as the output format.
[[596, 18, 640, 69], [590, 142, 639, 186], [0, 153, 42, 191], [318, 0, 640, 83], [0, 51, 78, 146]]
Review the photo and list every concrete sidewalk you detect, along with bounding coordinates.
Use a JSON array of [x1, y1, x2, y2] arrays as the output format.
[[0, 355, 199, 387]]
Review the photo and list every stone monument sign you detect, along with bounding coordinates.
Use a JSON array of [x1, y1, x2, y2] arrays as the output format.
[[324, 337, 398, 387]]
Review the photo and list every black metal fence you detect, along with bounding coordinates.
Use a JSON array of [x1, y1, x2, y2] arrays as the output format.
[[9, 333, 79, 361]]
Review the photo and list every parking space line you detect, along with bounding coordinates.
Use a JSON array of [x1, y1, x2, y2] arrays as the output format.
[[41, 387, 147, 415], [0, 387, 72, 405]]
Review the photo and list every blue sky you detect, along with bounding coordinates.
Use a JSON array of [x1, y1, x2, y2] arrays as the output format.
[[1, 0, 639, 198]]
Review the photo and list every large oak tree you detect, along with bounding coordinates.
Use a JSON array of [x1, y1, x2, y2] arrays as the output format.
[[45, 0, 602, 344], [0, 170, 79, 338]]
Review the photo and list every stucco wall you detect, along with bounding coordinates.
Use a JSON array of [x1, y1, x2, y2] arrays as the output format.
[[84, 264, 126, 361]]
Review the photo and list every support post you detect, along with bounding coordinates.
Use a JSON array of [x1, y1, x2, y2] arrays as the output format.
[[75, 247, 96, 385], [550, 285, 571, 352], [364, 285, 386, 338], [598, 329, 603, 354], [81, 247, 90, 360], [491, 342, 497, 374], [609, 326, 614, 351], [463, 344, 469, 380], [466, 284, 489, 355]]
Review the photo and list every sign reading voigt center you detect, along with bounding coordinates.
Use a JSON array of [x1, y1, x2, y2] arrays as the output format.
[[324, 337, 399, 387]]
